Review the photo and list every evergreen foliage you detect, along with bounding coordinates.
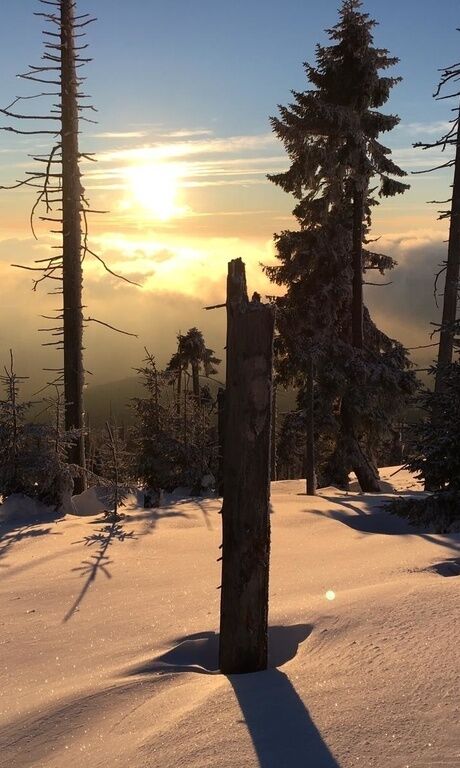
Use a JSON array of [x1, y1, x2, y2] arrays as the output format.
[[266, 0, 416, 488], [406, 361, 460, 491], [132, 350, 219, 494], [0, 356, 74, 508], [391, 358, 460, 533], [166, 327, 221, 402]]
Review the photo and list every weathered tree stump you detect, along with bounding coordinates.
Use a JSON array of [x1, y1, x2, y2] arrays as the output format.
[[217, 387, 225, 497], [219, 258, 275, 675]]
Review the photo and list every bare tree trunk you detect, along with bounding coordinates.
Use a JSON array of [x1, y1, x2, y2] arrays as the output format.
[[305, 354, 316, 495], [271, 384, 277, 482], [219, 259, 275, 675], [435, 109, 460, 386], [61, 0, 85, 491]]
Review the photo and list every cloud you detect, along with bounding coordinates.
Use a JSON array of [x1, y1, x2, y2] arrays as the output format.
[[93, 132, 277, 166], [365, 231, 446, 364], [160, 129, 214, 139], [91, 131, 149, 139], [390, 145, 454, 171], [399, 121, 452, 136]]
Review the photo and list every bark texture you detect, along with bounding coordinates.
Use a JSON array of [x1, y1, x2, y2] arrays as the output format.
[[219, 259, 275, 674], [435, 111, 460, 386], [61, 0, 85, 489]]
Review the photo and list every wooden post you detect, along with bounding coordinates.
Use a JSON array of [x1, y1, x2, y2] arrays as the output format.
[[219, 258, 275, 675]]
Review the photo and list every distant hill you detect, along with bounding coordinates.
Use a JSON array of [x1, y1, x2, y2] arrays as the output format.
[[84, 375, 298, 428], [85, 376, 143, 427]]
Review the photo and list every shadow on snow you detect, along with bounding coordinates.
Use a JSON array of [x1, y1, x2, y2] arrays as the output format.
[[127, 624, 340, 767]]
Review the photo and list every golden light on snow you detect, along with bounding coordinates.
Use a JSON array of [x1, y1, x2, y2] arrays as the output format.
[[325, 590, 336, 601], [125, 162, 186, 220]]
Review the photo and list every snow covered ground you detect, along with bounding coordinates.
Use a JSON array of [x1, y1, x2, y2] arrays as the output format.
[[0, 468, 458, 768]]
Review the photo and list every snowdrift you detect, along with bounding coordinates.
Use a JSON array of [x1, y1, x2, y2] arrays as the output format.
[[0, 468, 458, 768]]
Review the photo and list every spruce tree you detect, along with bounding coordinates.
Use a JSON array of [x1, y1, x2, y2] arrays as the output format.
[[166, 328, 220, 405], [266, 0, 415, 491]]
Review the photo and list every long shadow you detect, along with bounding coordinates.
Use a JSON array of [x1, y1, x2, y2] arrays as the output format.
[[309, 496, 460, 556], [128, 506, 191, 538], [63, 517, 136, 622], [312, 495, 413, 535], [127, 624, 339, 766], [231, 669, 340, 768], [0, 515, 62, 569]]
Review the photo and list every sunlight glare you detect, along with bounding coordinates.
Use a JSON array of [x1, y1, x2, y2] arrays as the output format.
[[126, 162, 185, 221], [326, 590, 336, 601]]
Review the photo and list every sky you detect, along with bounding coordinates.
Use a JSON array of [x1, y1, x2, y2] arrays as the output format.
[[0, 0, 458, 389]]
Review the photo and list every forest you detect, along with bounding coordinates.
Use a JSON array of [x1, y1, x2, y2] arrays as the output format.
[[0, 2, 458, 767]]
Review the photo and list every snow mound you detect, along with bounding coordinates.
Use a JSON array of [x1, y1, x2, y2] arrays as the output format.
[[128, 624, 312, 676], [0, 493, 59, 524], [1, 467, 459, 768]]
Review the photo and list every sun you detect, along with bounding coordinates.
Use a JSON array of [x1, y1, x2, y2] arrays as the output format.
[[125, 162, 185, 221]]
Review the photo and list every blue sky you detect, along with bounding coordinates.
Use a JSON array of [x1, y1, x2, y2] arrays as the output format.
[[0, 0, 458, 385], [1, 0, 458, 137]]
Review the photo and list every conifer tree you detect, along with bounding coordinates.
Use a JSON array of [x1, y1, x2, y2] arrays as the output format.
[[266, 0, 415, 491], [166, 328, 220, 405]]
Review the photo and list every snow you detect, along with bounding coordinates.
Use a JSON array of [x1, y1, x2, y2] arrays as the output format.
[[0, 467, 458, 768]]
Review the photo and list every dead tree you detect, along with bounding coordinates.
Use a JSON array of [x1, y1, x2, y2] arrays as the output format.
[[219, 259, 275, 674], [1, 1, 137, 491], [61, 0, 85, 485], [415, 64, 460, 388]]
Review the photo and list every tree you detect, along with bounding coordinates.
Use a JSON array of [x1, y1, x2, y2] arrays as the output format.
[[266, 0, 415, 491], [392, 358, 460, 532], [132, 352, 185, 492], [166, 328, 220, 404], [1, 0, 137, 492], [0, 353, 74, 508], [219, 259, 275, 674], [415, 57, 460, 391]]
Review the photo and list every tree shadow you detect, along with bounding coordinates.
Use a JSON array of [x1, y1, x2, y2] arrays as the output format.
[[425, 557, 460, 577], [231, 669, 340, 767], [0, 517, 61, 569], [312, 493, 425, 535], [307, 496, 460, 558], [127, 506, 191, 537], [127, 624, 339, 767], [63, 517, 136, 622]]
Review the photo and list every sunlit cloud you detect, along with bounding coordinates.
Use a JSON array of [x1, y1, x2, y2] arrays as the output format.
[[91, 131, 149, 139], [95, 132, 277, 165], [161, 129, 214, 139]]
